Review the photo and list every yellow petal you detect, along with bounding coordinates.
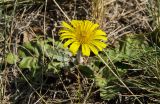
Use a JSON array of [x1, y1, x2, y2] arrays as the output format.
[[60, 33, 76, 40], [62, 21, 74, 31], [60, 32, 75, 36], [84, 20, 93, 31], [94, 35, 107, 41], [79, 21, 85, 32], [69, 42, 80, 55], [59, 30, 72, 33], [60, 35, 74, 40], [82, 44, 90, 56], [90, 23, 99, 32], [71, 20, 79, 28], [94, 30, 106, 36], [92, 40, 107, 51], [63, 39, 75, 48], [88, 44, 98, 55]]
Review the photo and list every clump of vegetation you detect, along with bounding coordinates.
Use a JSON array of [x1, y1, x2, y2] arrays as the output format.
[[1, 0, 160, 104]]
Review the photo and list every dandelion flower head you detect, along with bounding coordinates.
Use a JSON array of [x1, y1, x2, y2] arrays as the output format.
[[59, 20, 107, 56]]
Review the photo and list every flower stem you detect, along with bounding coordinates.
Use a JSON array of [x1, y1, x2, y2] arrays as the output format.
[[77, 49, 83, 64]]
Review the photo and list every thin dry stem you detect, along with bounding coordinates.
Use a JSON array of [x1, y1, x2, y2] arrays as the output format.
[[98, 54, 143, 104], [53, 0, 71, 22]]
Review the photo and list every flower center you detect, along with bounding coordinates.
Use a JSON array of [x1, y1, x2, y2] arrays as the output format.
[[77, 30, 90, 44]]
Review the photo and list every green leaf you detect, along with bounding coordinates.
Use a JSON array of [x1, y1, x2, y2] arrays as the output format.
[[94, 72, 119, 100], [19, 57, 39, 69], [105, 34, 148, 63], [48, 62, 61, 73], [6, 53, 19, 64], [18, 49, 27, 57], [79, 65, 94, 78], [95, 73, 107, 87], [31, 57, 39, 69], [23, 42, 39, 56], [100, 85, 118, 100], [53, 54, 69, 62]]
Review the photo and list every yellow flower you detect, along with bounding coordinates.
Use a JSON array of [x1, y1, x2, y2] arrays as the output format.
[[59, 20, 107, 56]]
